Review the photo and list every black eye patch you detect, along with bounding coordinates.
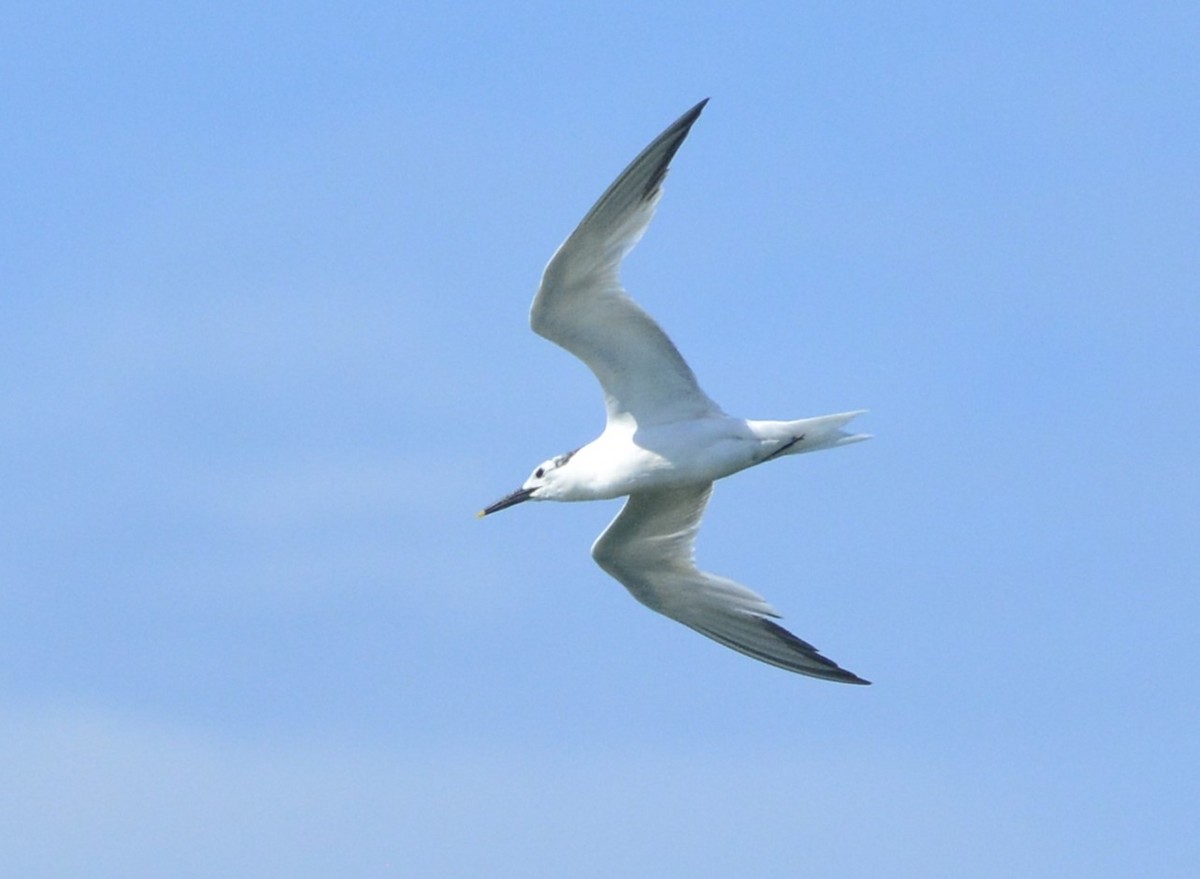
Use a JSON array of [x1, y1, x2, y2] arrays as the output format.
[[535, 467, 545, 478]]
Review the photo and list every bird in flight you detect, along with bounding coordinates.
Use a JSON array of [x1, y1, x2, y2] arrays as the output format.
[[480, 100, 870, 683]]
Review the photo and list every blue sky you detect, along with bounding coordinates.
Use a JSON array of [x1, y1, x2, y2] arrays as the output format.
[[2, 2, 1197, 876]]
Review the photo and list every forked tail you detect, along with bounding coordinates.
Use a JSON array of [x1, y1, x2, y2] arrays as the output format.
[[751, 410, 870, 459]]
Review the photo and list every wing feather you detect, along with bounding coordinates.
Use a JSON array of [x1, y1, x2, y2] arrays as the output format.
[[531, 100, 721, 426], [591, 485, 869, 683]]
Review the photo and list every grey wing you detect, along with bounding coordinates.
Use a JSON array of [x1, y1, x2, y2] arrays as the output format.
[[531, 99, 722, 427], [591, 484, 869, 684]]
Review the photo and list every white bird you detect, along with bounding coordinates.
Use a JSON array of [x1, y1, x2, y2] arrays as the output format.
[[480, 100, 870, 683]]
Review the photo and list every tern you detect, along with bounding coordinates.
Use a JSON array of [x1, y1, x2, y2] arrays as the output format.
[[480, 100, 870, 683]]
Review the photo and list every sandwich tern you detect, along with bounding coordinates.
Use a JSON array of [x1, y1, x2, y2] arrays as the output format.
[[480, 99, 870, 683]]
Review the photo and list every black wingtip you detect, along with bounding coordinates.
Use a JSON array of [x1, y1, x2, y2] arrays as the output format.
[[818, 667, 871, 686], [817, 667, 871, 686], [638, 99, 710, 200], [758, 618, 871, 685], [672, 98, 709, 138]]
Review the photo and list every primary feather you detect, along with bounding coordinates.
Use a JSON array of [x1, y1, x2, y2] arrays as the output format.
[[531, 99, 721, 427], [592, 485, 868, 683]]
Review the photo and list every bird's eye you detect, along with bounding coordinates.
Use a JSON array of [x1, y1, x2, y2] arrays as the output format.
[[535, 467, 545, 478]]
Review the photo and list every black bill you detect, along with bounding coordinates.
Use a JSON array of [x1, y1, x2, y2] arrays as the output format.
[[478, 486, 535, 517]]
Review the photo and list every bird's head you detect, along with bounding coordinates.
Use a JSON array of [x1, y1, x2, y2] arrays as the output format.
[[477, 448, 580, 517]]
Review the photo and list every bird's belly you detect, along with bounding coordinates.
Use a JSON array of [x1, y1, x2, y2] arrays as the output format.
[[593, 420, 760, 495]]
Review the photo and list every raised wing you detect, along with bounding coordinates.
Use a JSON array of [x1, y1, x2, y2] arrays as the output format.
[[531, 99, 722, 427], [591, 484, 869, 683]]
